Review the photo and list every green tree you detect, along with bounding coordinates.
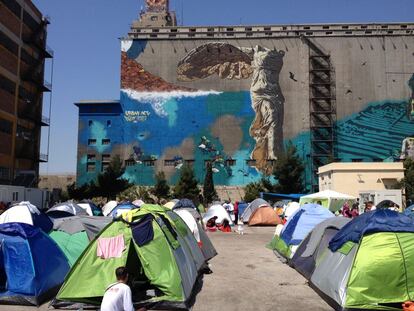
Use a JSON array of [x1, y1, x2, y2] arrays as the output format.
[[151, 171, 170, 201], [400, 158, 414, 203], [96, 155, 131, 200], [243, 177, 275, 202], [173, 165, 200, 202], [203, 161, 217, 204], [67, 182, 91, 200], [118, 185, 154, 203], [273, 142, 305, 194]]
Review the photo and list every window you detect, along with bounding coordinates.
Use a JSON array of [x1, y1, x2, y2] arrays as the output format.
[[2, 0, 21, 17], [246, 159, 256, 167], [87, 162, 96, 172], [0, 167, 10, 180], [66, 177, 73, 182], [164, 159, 176, 167], [88, 139, 96, 145], [143, 160, 155, 167], [87, 154, 96, 161], [0, 30, 19, 54], [88, 120, 93, 126], [372, 158, 383, 162], [125, 159, 135, 167], [102, 139, 110, 145], [0, 118, 13, 135], [226, 159, 236, 166], [102, 154, 111, 162], [12, 192, 18, 201], [102, 162, 110, 172], [351, 158, 363, 162], [0, 74, 16, 95], [107, 120, 112, 127]]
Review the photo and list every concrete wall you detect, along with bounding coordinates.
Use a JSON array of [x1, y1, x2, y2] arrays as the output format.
[[76, 23, 414, 187]]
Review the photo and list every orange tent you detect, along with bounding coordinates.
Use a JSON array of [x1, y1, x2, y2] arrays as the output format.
[[248, 206, 282, 226]]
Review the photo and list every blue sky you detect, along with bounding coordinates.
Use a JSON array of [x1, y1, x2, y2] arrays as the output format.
[[34, 0, 414, 174]]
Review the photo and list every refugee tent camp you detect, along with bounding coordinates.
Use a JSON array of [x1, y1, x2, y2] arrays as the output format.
[[77, 201, 102, 216], [202, 204, 233, 225], [267, 203, 334, 260], [0, 223, 70, 306], [290, 217, 351, 279], [54, 205, 208, 310], [0, 201, 52, 233], [46, 202, 88, 218], [248, 206, 282, 226], [310, 209, 414, 310], [299, 190, 356, 212], [241, 198, 270, 222], [49, 216, 112, 266]]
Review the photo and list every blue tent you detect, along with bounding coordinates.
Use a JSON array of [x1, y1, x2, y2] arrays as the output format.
[[281, 203, 334, 246], [329, 209, 414, 252], [110, 202, 138, 218], [0, 223, 70, 305]]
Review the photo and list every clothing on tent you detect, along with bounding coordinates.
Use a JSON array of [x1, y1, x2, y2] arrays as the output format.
[[131, 214, 154, 247], [97, 234, 125, 259]]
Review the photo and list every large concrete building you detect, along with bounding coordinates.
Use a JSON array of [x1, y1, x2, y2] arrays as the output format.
[[0, 0, 52, 187], [76, 0, 414, 191]]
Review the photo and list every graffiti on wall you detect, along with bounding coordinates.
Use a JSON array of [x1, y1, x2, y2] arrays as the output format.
[[177, 43, 285, 173]]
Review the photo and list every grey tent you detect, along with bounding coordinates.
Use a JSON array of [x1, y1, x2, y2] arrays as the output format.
[[47, 202, 88, 218], [51, 215, 112, 240], [49, 216, 112, 266], [173, 199, 202, 221], [241, 198, 270, 222], [290, 217, 351, 280]]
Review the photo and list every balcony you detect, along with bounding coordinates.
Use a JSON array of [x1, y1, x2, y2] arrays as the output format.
[[41, 115, 50, 126], [39, 153, 48, 162]]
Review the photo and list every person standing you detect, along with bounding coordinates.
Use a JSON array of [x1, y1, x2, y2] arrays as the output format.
[[101, 267, 136, 311]]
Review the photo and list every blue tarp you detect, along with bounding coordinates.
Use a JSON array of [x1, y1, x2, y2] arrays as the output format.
[[261, 193, 304, 201], [237, 202, 248, 218], [0, 223, 70, 305], [281, 203, 334, 246], [404, 204, 414, 217], [329, 209, 414, 252]]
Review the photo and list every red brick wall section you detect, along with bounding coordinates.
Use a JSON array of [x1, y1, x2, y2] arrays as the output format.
[[0, 5, 21, 36], [121, 52, 195, 92]]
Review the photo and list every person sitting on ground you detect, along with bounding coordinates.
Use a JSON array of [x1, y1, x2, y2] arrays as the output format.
[[217, 219, 232, 233], [101, 266, 140, 311], [351, 203, 360, 218], [206, 216, 218, 232]]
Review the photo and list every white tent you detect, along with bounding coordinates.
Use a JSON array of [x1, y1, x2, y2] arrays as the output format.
[[102, 201, 118, 217], [202, 204, 233, 225], [284, 202, 300, 221], [299, 190, 356, 212], [174, 209, 201, 243], [0, 202, 41, 226]]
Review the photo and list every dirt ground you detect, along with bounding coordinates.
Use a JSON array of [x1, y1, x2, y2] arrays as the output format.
[[0, 227, 331, 311]]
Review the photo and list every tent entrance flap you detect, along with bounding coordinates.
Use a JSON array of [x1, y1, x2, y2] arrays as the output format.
[[126, 242, 163, 303]]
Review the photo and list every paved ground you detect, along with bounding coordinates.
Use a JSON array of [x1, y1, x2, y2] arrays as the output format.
[[0, 227, 331, 311]]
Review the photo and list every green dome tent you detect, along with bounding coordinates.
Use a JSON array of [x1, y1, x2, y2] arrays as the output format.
[[310, 209, 414, 310], [54, 205, 208, 310]]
